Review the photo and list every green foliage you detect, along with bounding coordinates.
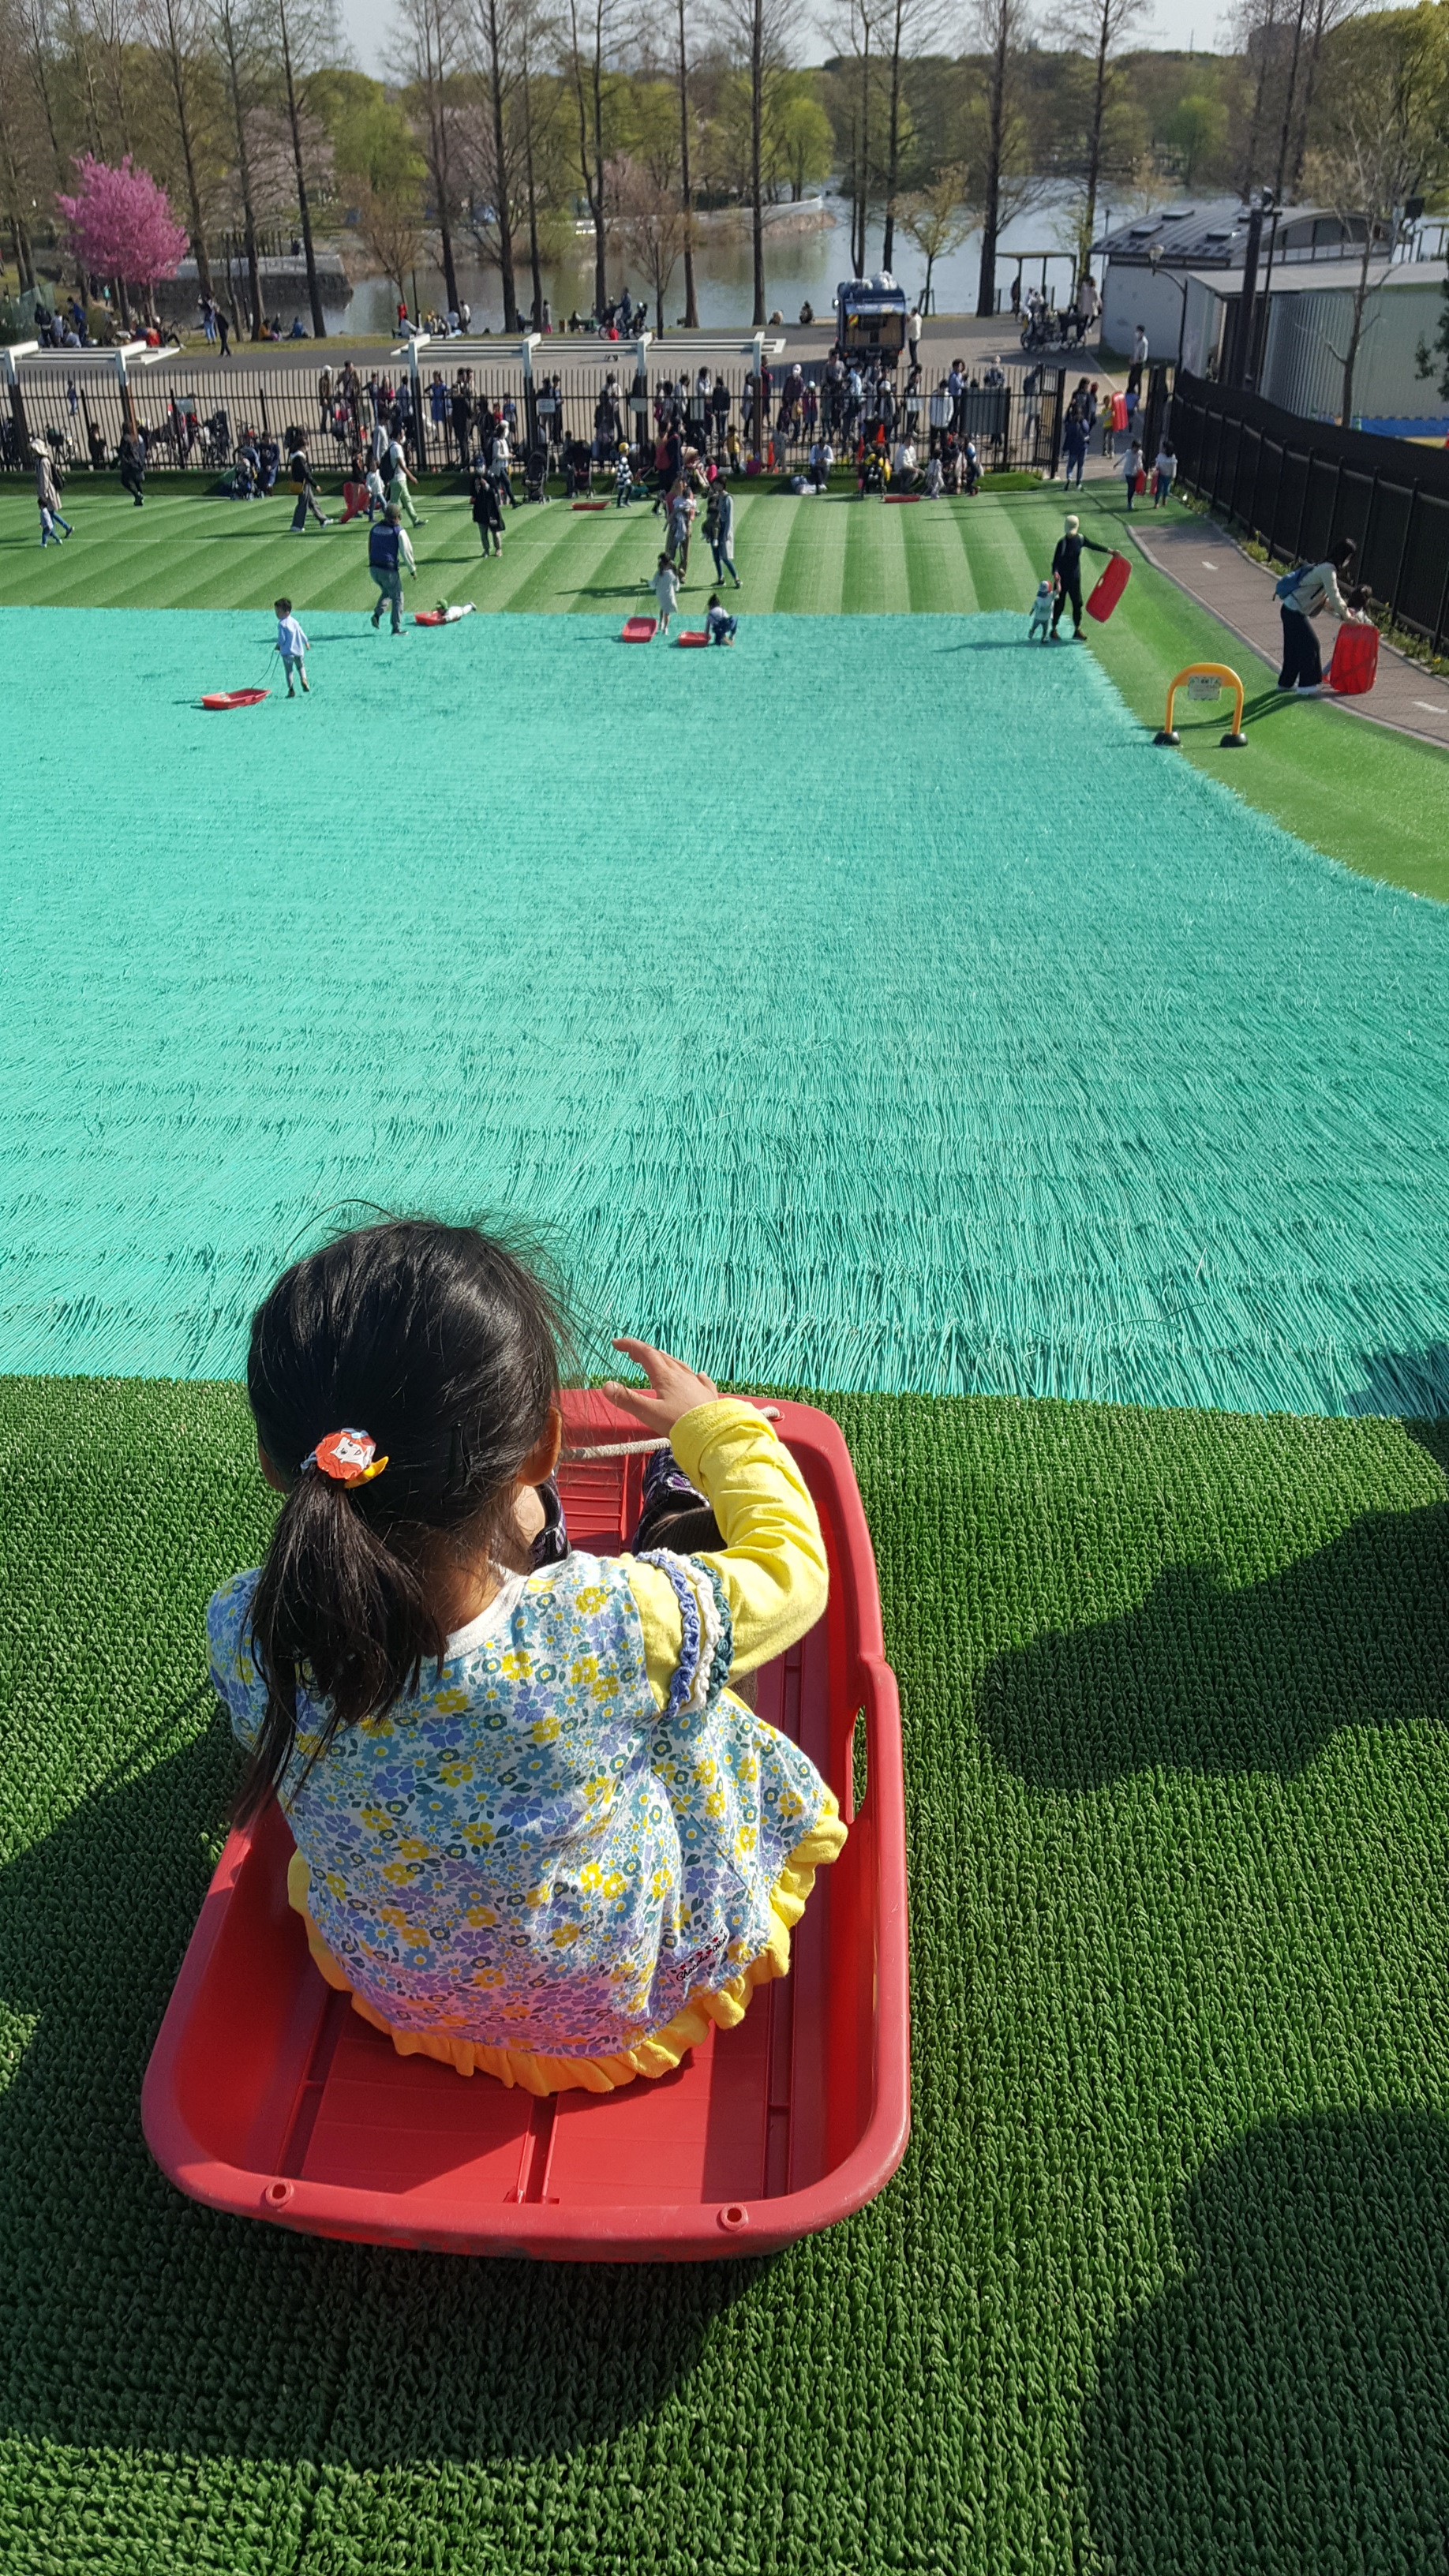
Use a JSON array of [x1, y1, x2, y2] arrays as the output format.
[[328, 86, 426, 206], [1164, 88, 1229, 185]]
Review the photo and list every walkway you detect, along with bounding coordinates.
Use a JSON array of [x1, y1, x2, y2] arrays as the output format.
[[1126, 511, 1449, 754]]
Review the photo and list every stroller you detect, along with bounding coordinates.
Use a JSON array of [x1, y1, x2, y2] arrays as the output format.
[[523, 446, 549, 503]]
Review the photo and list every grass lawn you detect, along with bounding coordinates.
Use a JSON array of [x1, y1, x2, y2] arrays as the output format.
[[2, 1372, 1447, 2575], [3, 473, 1446, 900]]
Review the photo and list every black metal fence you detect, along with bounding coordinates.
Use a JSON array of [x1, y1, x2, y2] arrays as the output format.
[[3, 353, 1069, 481], [1170, 371, 1449, 652]]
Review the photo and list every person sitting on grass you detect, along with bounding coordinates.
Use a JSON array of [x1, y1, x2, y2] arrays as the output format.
[[207, 1220, 846, 2098], [705, 591, 737, 646]]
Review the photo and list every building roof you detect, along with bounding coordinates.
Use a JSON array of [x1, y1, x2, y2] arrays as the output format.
[[1183, 257, 1445, 300], [1092, 201, 1383, 270]]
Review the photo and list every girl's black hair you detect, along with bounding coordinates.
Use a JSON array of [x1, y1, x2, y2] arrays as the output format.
[[237, 1219, 566, 1822], [1331, 537, 1357, 568]]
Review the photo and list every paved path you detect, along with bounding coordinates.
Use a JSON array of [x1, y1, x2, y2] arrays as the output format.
[[1127, 511, 1449, 754]]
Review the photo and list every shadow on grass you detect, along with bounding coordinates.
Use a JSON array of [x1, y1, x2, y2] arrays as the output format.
[[1082, 2113, 1449, 2576], [0, 1722, 758, 2469], [979, 1418, 1449, 1788]]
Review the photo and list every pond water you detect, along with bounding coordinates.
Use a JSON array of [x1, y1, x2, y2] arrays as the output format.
[[323, 190, 1084, 339]]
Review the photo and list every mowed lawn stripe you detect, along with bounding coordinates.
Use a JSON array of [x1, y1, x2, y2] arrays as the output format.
[[843, 498, 911, 612], [773, 492, 848, 613], [904, 500, 975, 612]]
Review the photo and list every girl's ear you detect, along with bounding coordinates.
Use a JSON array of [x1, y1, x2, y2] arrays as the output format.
[[517, 1405, 563, 1489], [256, 1439, 288, 1494]]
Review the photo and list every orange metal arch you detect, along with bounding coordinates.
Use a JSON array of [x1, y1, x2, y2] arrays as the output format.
[[1162, 661, 1245, 740]]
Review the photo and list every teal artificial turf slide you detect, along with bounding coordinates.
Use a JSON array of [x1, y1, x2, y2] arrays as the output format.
[[4, 605, 1448, 1413]]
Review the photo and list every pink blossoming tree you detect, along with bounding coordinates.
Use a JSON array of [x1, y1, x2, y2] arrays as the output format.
[[56, 156, 189, 308]]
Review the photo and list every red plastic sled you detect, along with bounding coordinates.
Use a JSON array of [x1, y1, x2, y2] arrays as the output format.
[[1329, 621, 1380, 695], [676, 631, 710, 646], [571, 500, 608, 511], [1086, 552, 1131, 623], [883, 492, 923, 503], [620, 616, 657, 641], [201, 689, 269, 710], [142, 1394, 909, 2263]]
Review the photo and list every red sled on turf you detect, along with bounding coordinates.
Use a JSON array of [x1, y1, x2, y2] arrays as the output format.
[[200, 689, 269, 710], [571, 500, 608, 511], [883, 492, 923, 503], [677, 630, 710, 646], [1329, 621, 1380, 695], [140, 1393, 910, 2263], [620, 616, 657, 641], [1086, 553, 1131, 623]]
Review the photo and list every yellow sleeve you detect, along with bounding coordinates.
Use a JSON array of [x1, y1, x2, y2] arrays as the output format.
[[622, 1399, 829, 1713]]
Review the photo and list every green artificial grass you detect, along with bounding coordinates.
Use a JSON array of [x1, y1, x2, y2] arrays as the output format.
[[2, 1372, 1447, 2573], [2, 477, 1445, 899], [5, 605, 1449, 1413]]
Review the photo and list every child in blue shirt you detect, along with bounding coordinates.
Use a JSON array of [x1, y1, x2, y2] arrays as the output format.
[[273, 597, 309, 696]]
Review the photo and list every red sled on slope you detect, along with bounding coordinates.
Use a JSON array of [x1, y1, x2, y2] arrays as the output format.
[[140, 1393, 910, 2263], [1329, 620, 1380, 695], [1086, 552, 1131, 623]]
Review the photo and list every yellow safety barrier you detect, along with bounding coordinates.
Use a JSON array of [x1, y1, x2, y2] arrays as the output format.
[[1155, 662, 1248, 750]]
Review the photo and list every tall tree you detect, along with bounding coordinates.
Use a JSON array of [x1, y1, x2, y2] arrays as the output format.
[[1302, 6, 1448, 421], [972, 0, 1030, 317], [1058, 0, 1146, 290], [212, 0, 263, 335], [897, 161, 972, 310], [395, 0, 462, 317], [878, 0, 934, 271], [672, 0, 696, 324], [269, 0, 334, 336], [138, 0, 213, 296], [716, 0, 788, 324], [566, 0, 610, 316], [0, 0, 39, 285], [474, 0, 518, 329]]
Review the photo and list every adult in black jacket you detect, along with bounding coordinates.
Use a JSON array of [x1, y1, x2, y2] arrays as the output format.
[[1050, 512, 1110, 639]]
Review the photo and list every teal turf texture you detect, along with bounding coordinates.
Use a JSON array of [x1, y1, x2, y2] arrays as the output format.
[[4, 605, 1448, 1413]]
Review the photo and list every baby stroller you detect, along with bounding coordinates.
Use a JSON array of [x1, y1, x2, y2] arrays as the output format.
[[523, 446, 549, 503]]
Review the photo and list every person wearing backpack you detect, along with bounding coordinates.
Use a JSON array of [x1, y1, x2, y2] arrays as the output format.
[[1276, 537, 1356, 693]]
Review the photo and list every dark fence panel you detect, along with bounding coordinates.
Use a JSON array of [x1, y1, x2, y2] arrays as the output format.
[[1171, 370, 1449, 650]]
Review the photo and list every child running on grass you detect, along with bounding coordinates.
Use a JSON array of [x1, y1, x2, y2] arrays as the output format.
[[273, 597, 309, 696], [208, 1220, 845, 2094]]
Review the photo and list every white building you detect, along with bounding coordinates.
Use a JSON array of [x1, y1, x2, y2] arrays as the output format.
[[1092, 201, 1389, 365]]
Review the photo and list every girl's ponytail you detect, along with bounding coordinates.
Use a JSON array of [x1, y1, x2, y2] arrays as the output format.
[[233, 1220, 566, 1823], [238, 1462, 443, 1822]]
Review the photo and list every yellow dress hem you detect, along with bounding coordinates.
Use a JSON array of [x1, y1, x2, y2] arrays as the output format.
[[286, 1794, 847, 2098]]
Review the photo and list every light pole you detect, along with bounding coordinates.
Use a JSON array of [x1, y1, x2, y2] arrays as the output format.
[[1148, 242, 1189, 367]]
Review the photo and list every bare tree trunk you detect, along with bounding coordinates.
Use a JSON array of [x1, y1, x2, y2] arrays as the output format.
[[590, 1, 606, 315], [522, 38, 543, 326], [1339, 225, 1373, 422], [215, 0, 263, 337], [975, 3, 1009, 317], [155, 0, 215, 296], [276, 0, 326, 336], [676, 0, 696, 326], [749, 0, 764, 323], [482, 0, 517, 330], [1288, 0, 1329, 196], [1081, 0, 1110, 285], [851, 15, 861, 276], [1238, 0, 1279, 193], [882, 0, 904, 271], [1271, 0, 1309, 203]]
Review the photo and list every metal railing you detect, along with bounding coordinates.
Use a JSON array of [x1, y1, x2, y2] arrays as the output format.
[[2, 343, 1071, 481]]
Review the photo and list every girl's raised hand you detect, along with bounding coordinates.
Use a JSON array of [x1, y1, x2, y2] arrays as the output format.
[[603, 1338, 719, 1435]]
